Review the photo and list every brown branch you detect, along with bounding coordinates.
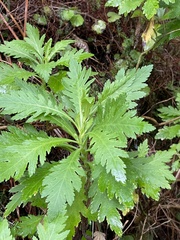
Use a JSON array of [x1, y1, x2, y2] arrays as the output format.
[[23, 0, 29, 37], [0, 0, 24, 37], [142, 115, 180, 127], [0, 13, 19, 40]]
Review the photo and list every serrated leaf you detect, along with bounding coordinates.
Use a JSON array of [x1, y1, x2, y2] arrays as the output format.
[[126, 150, 175, 199], [0, 126, 73, 180], [42, 150, 85, 219], [142, 0, 159, 19], [90, 191, 123, 236], [62, 59, 94, 115], [48, 71, 66, 93], [0, 80, 73, 124], [33, 61, 57, 82], [48, 40, 75, 61], [158, 106, 180, 120], [0, 40, 39, 65], [98, 65, 153, 108], [4, 185, 24, 217], [156, 124, 180, 139], [138, 139, 149, 157], [24, 23, 45, 62], [106, 0, 143, 16], [0, 63, 34, 85], [65, 186, 88, 238], [21, 163, 52, 201], [36, 215, 69, 240], [95, 165, 135, 208], [57, 49, 93, 67], [0, 218, 14, 240], [90, 130, 127, 182], [13, 215, 42, 238]]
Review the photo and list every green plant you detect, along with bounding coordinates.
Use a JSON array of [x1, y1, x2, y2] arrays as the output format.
[[156, 92, 180, 140], [0, 24, 176, 239], [105, 0, 176, 19], [59, 8, 84, 27]]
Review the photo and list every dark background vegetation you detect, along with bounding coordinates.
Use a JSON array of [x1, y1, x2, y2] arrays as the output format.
[[0, 0, 179, 239]]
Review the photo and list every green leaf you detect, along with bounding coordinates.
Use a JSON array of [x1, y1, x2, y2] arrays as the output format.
[[24, 23, 45, 61], [142, 0, 159, 19], [98, 65, 153, 108], [58, 49, 93, 66], [36, 215, 69, 240], [42, 150, 85, 219], [158, 106, 180, 120], [48, 71, 66, 93], [0, 218, 14, 240], [33, 61, 57, 82], [90, 191, 123, 236], [62, 59, 94, 124], [107, 12, 120, 22], [126, 150, 175, 199], [156, 125, 180, 139], [60, 9, 75, 21], [20, 163, 52, 201], [92, 20, 106, 34], [4, 185, 24, 217], [13, 215, 42, 238], [70, 14, 84, 27], [0, 63, 34, 85], [106, 0, 143, 15], [94, 165, 135, 209], [0, 40, 39, 65], [0, 80, 73, 124], [90, 130, 127, 182], [0, 126, 73, 181], [48, 40, 75, 61], [138, 140, 149, 157], [65, 186, 88, 238]]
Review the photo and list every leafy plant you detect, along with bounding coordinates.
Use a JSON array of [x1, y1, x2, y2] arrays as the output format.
[[105, 0, 176, 19], [156, 92, 180, 140], [0, 24, 175, 238], [59, 8, 84, 27]]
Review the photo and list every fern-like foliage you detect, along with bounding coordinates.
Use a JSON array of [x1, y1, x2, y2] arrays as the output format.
[[0, 23, 92, 84], [0, 218, 14, 240], [0, 24, 176, 238], [156, 92, 180, 140]]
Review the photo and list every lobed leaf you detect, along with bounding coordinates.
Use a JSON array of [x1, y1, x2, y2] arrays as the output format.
[[0, 126, 73, 181], [126, 150, 175, 199], [98, 65, 153, 108], [90, 190, 123, 236], [62, 59, 94, 116], [0, 63, 34, 85], [35, 215, 69, 240], [156, 124, 180, 139], [13, 215, 43, 238], [0, 218, 14, 240], [64, 186, 88, 238], [142, 0, 159, 19], [42, 150, 85, 219], [0, 80, 74, 124]]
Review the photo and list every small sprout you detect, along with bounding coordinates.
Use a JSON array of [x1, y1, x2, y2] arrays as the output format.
[[60, 9, 75, 21], [92, 20, 106, 34], [70, 14, 84, 27], [43, 6, 52, 17], [33, 14, 47, 26], [107, 11, 120, 22]]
